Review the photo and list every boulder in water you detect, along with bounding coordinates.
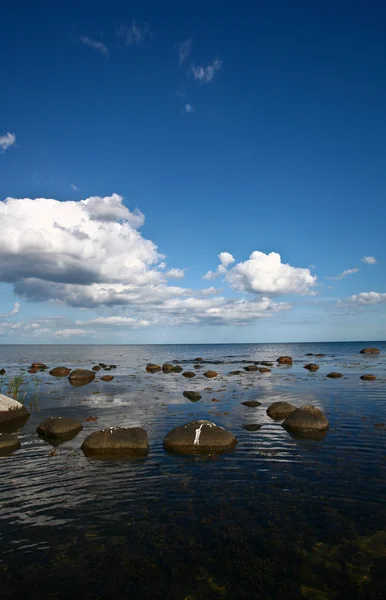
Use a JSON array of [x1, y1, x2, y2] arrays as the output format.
[[244, 365, 258, 372], [360, 348, 379, 354], [277, 356, 292, 365], [163, 420, 237, 454], [229, 370, 241, 376], [81, 427, 149, 457], [146, 364, 161, 373], [327, 372, 343, 378], [283, 406, 329, 432], [101, 375, 114, 382], [172, 365, 183, 373], [183, 391, 201, 402], [31, 363, 47, 369], [267, 401, 297, 419], [259, 367, 271, 373], [68, 369, 95, 387], [37, 417, 83, 440], [0, 394, 30, 429], [194, 357, 203, 362], [304, 363, 319, 371], [92, 366, 101, 372], [242, 400, 261, 407], [241, 424, 262, 431], [0, 432, 20, 455], [204, 370, 218, 378], [0, 369, 6, 375], [49, 367, 71, 377], [182, 371, 196, 378], [360, 374, 376, 381], [162, 364, 174, 373], [28, 368, 38, 374]]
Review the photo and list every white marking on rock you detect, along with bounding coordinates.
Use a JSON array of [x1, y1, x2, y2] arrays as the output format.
[[0, 394, 25, 412], [194, 423, 205, 445]]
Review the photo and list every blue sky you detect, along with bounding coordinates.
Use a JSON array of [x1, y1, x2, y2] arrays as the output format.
[[0, 0, 385, 343]]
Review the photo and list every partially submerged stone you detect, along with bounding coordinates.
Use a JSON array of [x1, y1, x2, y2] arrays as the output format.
[[81, 427, 149, 457], [0, 432, 20, 455], [31, 363, 47, 369], [283, 406, 329, 432], [49, 367, 71, 377], [242, 400, 261, 407], [304, 363, 319, 371], [183, 391, 202, 402], [28, 368, 38, 374], [360, 347, 380, 354], [0, 394, 30, 429], [277, 356, 292, 365], [162, 363, 174, 373], [194, 357, 203, 362], [204, 371, 218, 378], [182, 371, 196, 378], [241, 424, 262, 431], [172, 365, 183, 373], [101, 375, 114, 382], [0, 369, 6, 375], [68, 369, 95, 386], [244, 365, 258, 372], [92, 365, 101, 372], [360, 374, 376, 381], [259, 367, 271, 373], [37, 417, 83, 440], [164, 420, 237, 454], [146, 363, 161, 373], [315, 353, 325, 357], [229, 370, 242, 376], [327, 372, 343, 378], [267, 401, 297, 419]]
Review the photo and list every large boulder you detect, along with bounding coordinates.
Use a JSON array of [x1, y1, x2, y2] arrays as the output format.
[[182, 371, 196, 378], [0, 432, 20, 455], [360, 348, 380, 354], [49, 367, 71, 377], [360, 374, 376, 381], [162, 363, 174, 373], [283, 406, 329, 432], [183, 391, 202, 402], [277, 356, 292, 365], [81, 427, 149, 457], [68, 369, 95, 386], [327, 372, 343, 378], [304, 363, 319, 371], [37, 417, 83, 440], [0, 394, 30, 429], [204, 371, 218, 378], [267, 401, 296, 419], [146, 363, 161, 373], [164, 420, 238, 454]]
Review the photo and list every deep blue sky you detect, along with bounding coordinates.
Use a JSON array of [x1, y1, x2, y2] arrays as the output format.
[[0, 0, 385, 343]]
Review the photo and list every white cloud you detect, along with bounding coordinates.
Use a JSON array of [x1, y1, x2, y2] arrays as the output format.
[[0, 302, 20, 318], [166, 268, 185, 279], [183, 103, 196, 114], [191, 59, 222, 83], [361, 256, 377, 264], [117, 21, 152, 45], [75, 316, 150, 328], [326, 267, 360, 280], [203, 252, 235, 280], [55, 328, 91, 337], [70, 183, 79, 191], [178, 39, 192, 65], [80, 36, 109, 59], [0, 133, 16, 153], [201, 286, 221, 296], [226, 251, 317, 295], [344, 291, 386, 306]]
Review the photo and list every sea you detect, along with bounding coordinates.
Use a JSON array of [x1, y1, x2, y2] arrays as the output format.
[[0, 342, 385, 599]]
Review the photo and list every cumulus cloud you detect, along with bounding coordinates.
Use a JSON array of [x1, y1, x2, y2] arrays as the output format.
[[166, 268, 185, 279], [344, 291, 386, 306], [191, 59, 222, 83], [183, 103, 196, 114], [117, 21, 152, 45], [0, 302, 20, 318], [361, 256, 377, 265], [0, 132, 16, 153], [326, 268, 359, 280], [80, 36, 109, 59], [203, 252, 235, 280], [178, 39, 192, 65]]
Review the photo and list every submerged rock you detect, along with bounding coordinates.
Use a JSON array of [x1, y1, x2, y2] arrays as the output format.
[[49, 367, 71, 377], [172, 365, 183, 373], [277, 356, 292, 365], [244, 365, 258, 372], [31, 363, 47, 369], [194, 364, 202, 369], [242, 400, 261, 407], [110, 365, 117, 369], [204, 371, 218, 378], [0, 394, 30, 428], [182, 371, 196, 378], [194, 357, 203, 362], [92, 366, 101, 372], [163, 420, 237, 454], [283, 406, 329, 432], [146, 363, 161, 373], [101, 375, 114, 382], [183, 391, 202, 402], [315, 353, 325, 357], [259, 367, 271, 373], [28, 368, 38, 374], [241, 424, 262, 431], [229, 370, 242, 376], [360, 374, 376, 381], [304, 363, 319, 371], [267, 401, 296, 419], [360, 347, 380, 354], [37, 417, 83, 440], [162, 363, 174, 373], [327, 372, 343, 378], [0, 432, 20, 455], [261, 361, 273, 367], [68, 369, 95, 387], [81, 427, 149, 457]]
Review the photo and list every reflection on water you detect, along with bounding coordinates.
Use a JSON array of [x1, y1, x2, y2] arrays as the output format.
[[0, 342, 385, 599]]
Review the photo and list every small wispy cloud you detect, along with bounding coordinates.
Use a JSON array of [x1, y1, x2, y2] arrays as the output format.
[[166, 268, 185, 279], [340, 291, 386, 306], [0, 132, 16, 153], [361, 256, 377, 264], [326, 268, 359, 280], [0, 302, 20, 318], [178, 39, 192, 65], [182, 103, 196, 114], [117, 20, 152, 45], [70, 183, 79, 191], [191, 59, 222, 83], [80, 36, 109, 59]]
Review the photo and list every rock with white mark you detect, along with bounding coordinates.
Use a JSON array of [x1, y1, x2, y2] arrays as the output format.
[[81, 427, 149, 457], [0, 394, 30, 429], [163, 420, 237, 454]]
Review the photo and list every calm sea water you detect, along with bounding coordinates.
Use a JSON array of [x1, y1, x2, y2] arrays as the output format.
[[0, 342, 385, 599]]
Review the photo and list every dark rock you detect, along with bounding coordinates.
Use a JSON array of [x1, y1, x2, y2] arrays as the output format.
[[327, 372, 343, 378], [146, 363, 161, 373], [31, 363, 47, 369], [204, 371, 218, 378], [81, 427, 149, 457], [172, 365, 183, 373], [244, 365, 258, 372], [261, 362, 273, 367], [360, 374, 376, 381], [163, 420, 237, 454], [92, 366, 101, 372], [182, 371, 196, 378], [283, 406, 329, 432], [194, 357, 203, 362], [0, 394, 30, 428], [277, 356, 292, 365], [110, 365, 117, 369], [360, 348, 380, 354], [28, 368, 38, 374], [305, 353, 314, 356], [229, 370, 242, 376], [267, 401, 297, 419], [0, 432, 20, 455], [99, 363, 107, 367], [259, 367, 271, 373], [37, 417, 83, 440], [242, 400, 261, 407], [49, 367, 71, 377], [103, 367, 112, 371], [101, 375, 114, 382], [183, 391, 201, 402], [162, 363, 174, 373], [315, 354, 325, 357], [194, 364, 202, 369], [304, 363, 319, 371], [68, 369, 95, 387], [0, 369, 5, 375], [241, 424, 262, 431]]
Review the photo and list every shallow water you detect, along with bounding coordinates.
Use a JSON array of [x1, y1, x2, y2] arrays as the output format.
[[0, 342, 385, 599]]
